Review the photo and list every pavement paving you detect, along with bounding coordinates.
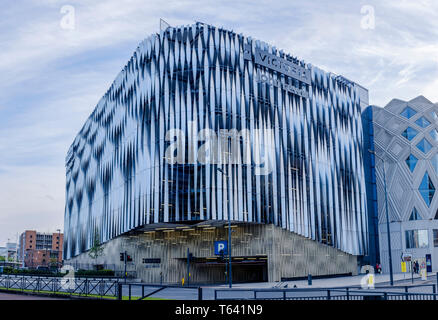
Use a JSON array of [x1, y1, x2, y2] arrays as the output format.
[[117, 272, 437, 300], [212, 272, 430, 289], [2, 271, 437, 300]]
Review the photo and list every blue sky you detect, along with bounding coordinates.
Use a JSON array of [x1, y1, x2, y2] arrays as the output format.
[[1, 0, 437, 245]]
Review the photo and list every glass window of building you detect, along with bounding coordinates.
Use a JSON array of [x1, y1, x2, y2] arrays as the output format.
[[402, 127, 419, 141], [430, 129, 438, 141], [433, 230, 438, 247], [405, 229, 429, 249], [409, 207, 421, 221], [417, 138, 432, 154], [432, 111, 438, 120], [419, 171, 435, 206], [415, 116, 431, 128], [405, 154, 418, 172], [401, 106, 417, 119]]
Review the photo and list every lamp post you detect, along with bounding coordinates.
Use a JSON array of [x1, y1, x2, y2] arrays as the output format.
[[56, 229, 61, 272], [368, 149, 394, 286], [7, 238, 10, 264], [217, 167, 232, 288]]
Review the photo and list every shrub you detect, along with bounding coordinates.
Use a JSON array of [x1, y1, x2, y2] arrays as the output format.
[[75, 269, 115, 277], [0, 267, 114, 277], [0, 267, 66, 277]]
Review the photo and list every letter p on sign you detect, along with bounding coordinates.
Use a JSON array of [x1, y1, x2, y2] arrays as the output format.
[[214, 241, 227, 255]]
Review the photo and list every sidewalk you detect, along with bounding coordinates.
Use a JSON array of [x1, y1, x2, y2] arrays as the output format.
[[211, 272, 434, 289]]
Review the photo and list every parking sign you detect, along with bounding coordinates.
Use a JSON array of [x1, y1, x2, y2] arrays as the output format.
[[214, 241, 228, 255]]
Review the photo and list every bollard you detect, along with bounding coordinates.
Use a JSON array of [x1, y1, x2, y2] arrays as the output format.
[[308, 274, 312, 286], [117, 283, 122, 300], [198, 287, 203, 301]]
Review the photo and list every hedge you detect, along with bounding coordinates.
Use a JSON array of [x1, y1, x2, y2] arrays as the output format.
[[1, 267, 115, 277]]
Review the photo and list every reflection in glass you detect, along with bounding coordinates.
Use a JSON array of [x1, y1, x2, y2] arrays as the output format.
[[419, 172, 435, 206], [430, 129, 438, 142], [405, 229, 429, 249], [401, 127, 418, 141], [415, 117, 431, 128], [433, 230, 438, 247], [400, 106, 417, 119], [409, 207, 421, 221], [405, 154, 418, 172], [417, 138, 432, 154]]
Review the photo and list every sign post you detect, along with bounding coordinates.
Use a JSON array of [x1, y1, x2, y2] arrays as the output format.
[[215, 241, 228, 284], [401, 261, 407, 273], [402, 253, 413, 284], [421, 261, 427, 280], [426, 254, 432, 273]]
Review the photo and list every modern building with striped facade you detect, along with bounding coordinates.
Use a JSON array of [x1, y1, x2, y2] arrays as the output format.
[[64, 22, 370, 282]]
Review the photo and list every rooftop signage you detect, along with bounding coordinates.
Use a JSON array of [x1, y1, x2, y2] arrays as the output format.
[[256, 72, 309, 99], [243, 44, 311, 85]]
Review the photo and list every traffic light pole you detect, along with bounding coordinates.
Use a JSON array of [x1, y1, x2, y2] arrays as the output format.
[[124, 250, 127, 284]]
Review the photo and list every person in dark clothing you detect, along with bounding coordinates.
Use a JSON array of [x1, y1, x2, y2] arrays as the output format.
[[412, 260, 418, 274]]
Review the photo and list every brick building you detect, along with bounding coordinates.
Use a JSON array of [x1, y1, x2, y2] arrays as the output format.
[[18, 230, 63, 269]]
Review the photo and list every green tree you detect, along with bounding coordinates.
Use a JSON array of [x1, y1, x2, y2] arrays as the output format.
[[49, 257, 58, 267], [88, 230, 104, 260]]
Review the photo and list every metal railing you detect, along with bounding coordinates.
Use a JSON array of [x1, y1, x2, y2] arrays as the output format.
[[0, 275, 120, 299], [118, 283, 204, 300], [2, 274, 436, 301]]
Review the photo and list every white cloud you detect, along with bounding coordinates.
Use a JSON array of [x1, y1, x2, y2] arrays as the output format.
[[1, 0, 438, 244]]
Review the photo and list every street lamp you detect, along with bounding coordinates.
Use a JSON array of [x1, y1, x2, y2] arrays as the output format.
[[56, 229, 61, 272], [7, 238, 10, 264], [368, 149, 394, 286], [217, 167, 232, 288]]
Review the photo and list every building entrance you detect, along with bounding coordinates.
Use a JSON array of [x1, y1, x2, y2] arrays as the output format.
[[231, 261, 268, 283], [189, 255, 268, 284]]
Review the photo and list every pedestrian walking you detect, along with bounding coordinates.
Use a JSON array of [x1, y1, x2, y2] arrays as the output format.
[[375, 263, 381, 274], [415, 261, 420, 274]]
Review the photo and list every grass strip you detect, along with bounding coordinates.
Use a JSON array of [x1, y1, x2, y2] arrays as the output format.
[[0, 287, 167, 300]]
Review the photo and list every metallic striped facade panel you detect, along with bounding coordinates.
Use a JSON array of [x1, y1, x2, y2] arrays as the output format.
[[64, 23, 369, 259]]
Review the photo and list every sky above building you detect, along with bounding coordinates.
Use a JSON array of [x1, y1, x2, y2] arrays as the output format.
[[0, 0, 437, 245]]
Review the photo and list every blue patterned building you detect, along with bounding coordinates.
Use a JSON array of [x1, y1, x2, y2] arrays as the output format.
[[368, 96, 438, 274], [64, 23, 370, 275]]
